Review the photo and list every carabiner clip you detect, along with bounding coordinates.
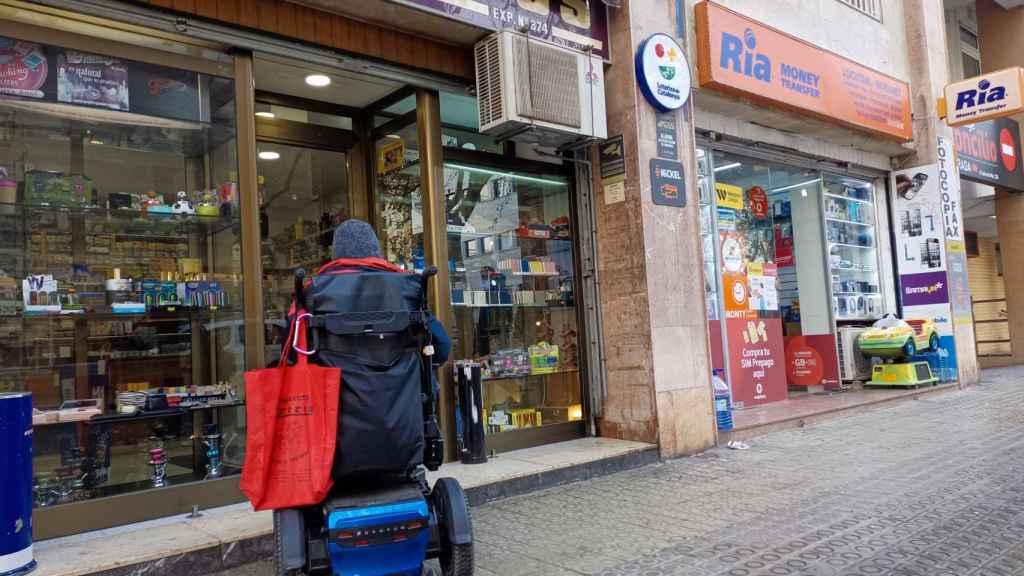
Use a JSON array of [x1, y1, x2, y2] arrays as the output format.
[[293, 312, 316, 356]]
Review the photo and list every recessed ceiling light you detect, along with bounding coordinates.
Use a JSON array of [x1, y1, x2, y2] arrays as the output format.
[[305, 74, 331, 87], [258, 150, 280, 160], [991, 215, 998, 219], [255, 111, 275, 118]]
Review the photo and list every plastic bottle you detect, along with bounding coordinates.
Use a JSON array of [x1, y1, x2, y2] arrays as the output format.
[[712, 369, 733, 431]]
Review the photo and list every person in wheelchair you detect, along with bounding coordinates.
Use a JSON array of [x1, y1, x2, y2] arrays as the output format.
[[275, 219, 472, 576]]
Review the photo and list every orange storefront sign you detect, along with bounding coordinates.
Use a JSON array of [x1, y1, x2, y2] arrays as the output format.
[[695, 2, 913, 141]]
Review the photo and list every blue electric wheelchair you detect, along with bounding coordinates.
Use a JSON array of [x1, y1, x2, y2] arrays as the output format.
[[273, 260, 473, 576]]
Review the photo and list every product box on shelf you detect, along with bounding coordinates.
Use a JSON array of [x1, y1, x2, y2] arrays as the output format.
[[25, 171, 94, 207], [529, 342, 560, 374], [22, 274, 61, 314]]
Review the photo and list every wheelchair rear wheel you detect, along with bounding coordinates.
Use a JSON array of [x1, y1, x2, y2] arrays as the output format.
[[432, 478, 474, 576], [274, 509, 306, 576]]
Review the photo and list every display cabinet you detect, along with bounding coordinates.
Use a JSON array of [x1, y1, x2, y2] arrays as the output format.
[[0, 39, 245, 506], [822, 175, 883, 321]]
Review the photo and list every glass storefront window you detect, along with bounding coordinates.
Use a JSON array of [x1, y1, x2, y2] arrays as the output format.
[[708, 150, 886, 404], [0, 36, 243, 505], [375, 121, 423, 270], [445, 163, 582, 436]]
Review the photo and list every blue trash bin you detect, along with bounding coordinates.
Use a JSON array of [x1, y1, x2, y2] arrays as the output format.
[[0, 392, 35, 576]]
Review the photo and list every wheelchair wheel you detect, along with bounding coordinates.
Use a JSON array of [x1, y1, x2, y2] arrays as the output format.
[[432, 478, 474, 576], [274, 509, 306, 576]]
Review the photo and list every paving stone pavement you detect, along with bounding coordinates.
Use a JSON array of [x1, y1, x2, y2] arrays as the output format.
[[220, 367, 1024, 576], [472, 368, 1024, 576]]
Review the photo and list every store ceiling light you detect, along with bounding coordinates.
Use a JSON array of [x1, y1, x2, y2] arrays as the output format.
[[305, 74, 331, 87], [258, 150, 280, 160], [772, 179, 821, 193], [444, 163, 567, 187], [713, 162, 741, 173], [255, 111, 275, 118]]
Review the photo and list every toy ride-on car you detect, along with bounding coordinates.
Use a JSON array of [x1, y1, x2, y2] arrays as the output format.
[[273, 262, 474, 576], [857, 316, 939, 360]]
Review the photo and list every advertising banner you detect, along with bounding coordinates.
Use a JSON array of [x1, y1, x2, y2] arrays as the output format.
[[695, 1, 912, 141], [719, 213, 786, 407], [393, 0, 609, 59], [57, 50, 128, 111], [0, 38, 48, 99], [128, 62, 200, 122], [954, 116, 1024, 192], [784, 334, 840, 390], [891, 147, 959, 381], [725, 313, 787, 408], [937, 135, 975, 329], [944, 67, 1024, 127]]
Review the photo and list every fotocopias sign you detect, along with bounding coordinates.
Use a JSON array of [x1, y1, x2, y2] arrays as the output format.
[[694, 1, 912, 141]]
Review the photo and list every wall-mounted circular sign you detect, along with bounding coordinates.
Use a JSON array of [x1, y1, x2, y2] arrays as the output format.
[[635, 33, 692, 112]]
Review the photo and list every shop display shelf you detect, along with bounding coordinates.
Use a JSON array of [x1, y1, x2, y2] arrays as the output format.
[[826, 216, 873, 227], [482, 367, 580, 382], [18, 308, 236, 322], [824, 192, 873, 205], [277, 229, 334, 249], [511, 271, 560, 277], [6, 203, 240, 237], [833, 266, 876, 273], [453, 303, 575, 310], [830, 242, 875, 250]]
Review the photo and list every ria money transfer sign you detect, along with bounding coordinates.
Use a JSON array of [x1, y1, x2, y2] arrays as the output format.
[[694, 1, 912, 141]]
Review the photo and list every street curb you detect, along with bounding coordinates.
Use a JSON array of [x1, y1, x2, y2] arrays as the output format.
[[81, 446, 660, 576]]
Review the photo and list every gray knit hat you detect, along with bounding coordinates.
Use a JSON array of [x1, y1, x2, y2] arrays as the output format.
[[332, 219, 382, 260]]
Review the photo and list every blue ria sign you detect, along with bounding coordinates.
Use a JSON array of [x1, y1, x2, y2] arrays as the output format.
[[944, 67, 1024, 127]]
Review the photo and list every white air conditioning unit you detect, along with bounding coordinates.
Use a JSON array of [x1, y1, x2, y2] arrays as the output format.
[[838, 326, 872, 381], [474, 31, 607, 149]]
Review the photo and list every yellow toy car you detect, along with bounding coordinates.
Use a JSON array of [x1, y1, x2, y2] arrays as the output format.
[[858, 316, 939, 359]]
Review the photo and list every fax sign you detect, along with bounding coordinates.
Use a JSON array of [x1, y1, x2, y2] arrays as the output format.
[[636, 33, 692, 112], [945, 67, 1024, 127]]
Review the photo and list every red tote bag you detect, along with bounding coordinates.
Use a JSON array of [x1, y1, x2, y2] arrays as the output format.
[[240, 312, 341, 511]]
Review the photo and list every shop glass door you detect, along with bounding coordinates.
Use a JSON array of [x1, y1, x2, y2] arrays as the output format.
[[257, 142, 350, 364], [711, 152, 836, 406]]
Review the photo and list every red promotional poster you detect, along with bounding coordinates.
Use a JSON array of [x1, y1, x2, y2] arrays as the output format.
[[774, 222, 794, 267], [784, 334, 841, 389], [748, 186, 769, 219], [725, 313, 787, 407], [0, 39, 48, 99]]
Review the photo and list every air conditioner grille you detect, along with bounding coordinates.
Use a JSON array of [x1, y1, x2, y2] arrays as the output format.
[[512, 36, 581, 128], [474, 35, 504, 129]]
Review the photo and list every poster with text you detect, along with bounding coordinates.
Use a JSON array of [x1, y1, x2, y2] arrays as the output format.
[[784, 334, 841, 390], [891, 160, 957, 381], [726, 313, 787, 408], [57, 49, 128, 111], [0, 38, 48, 99]]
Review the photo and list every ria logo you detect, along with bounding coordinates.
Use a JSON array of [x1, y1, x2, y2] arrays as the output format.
[[720, 28, 771, 83], [956, 79, 1006, 111]]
